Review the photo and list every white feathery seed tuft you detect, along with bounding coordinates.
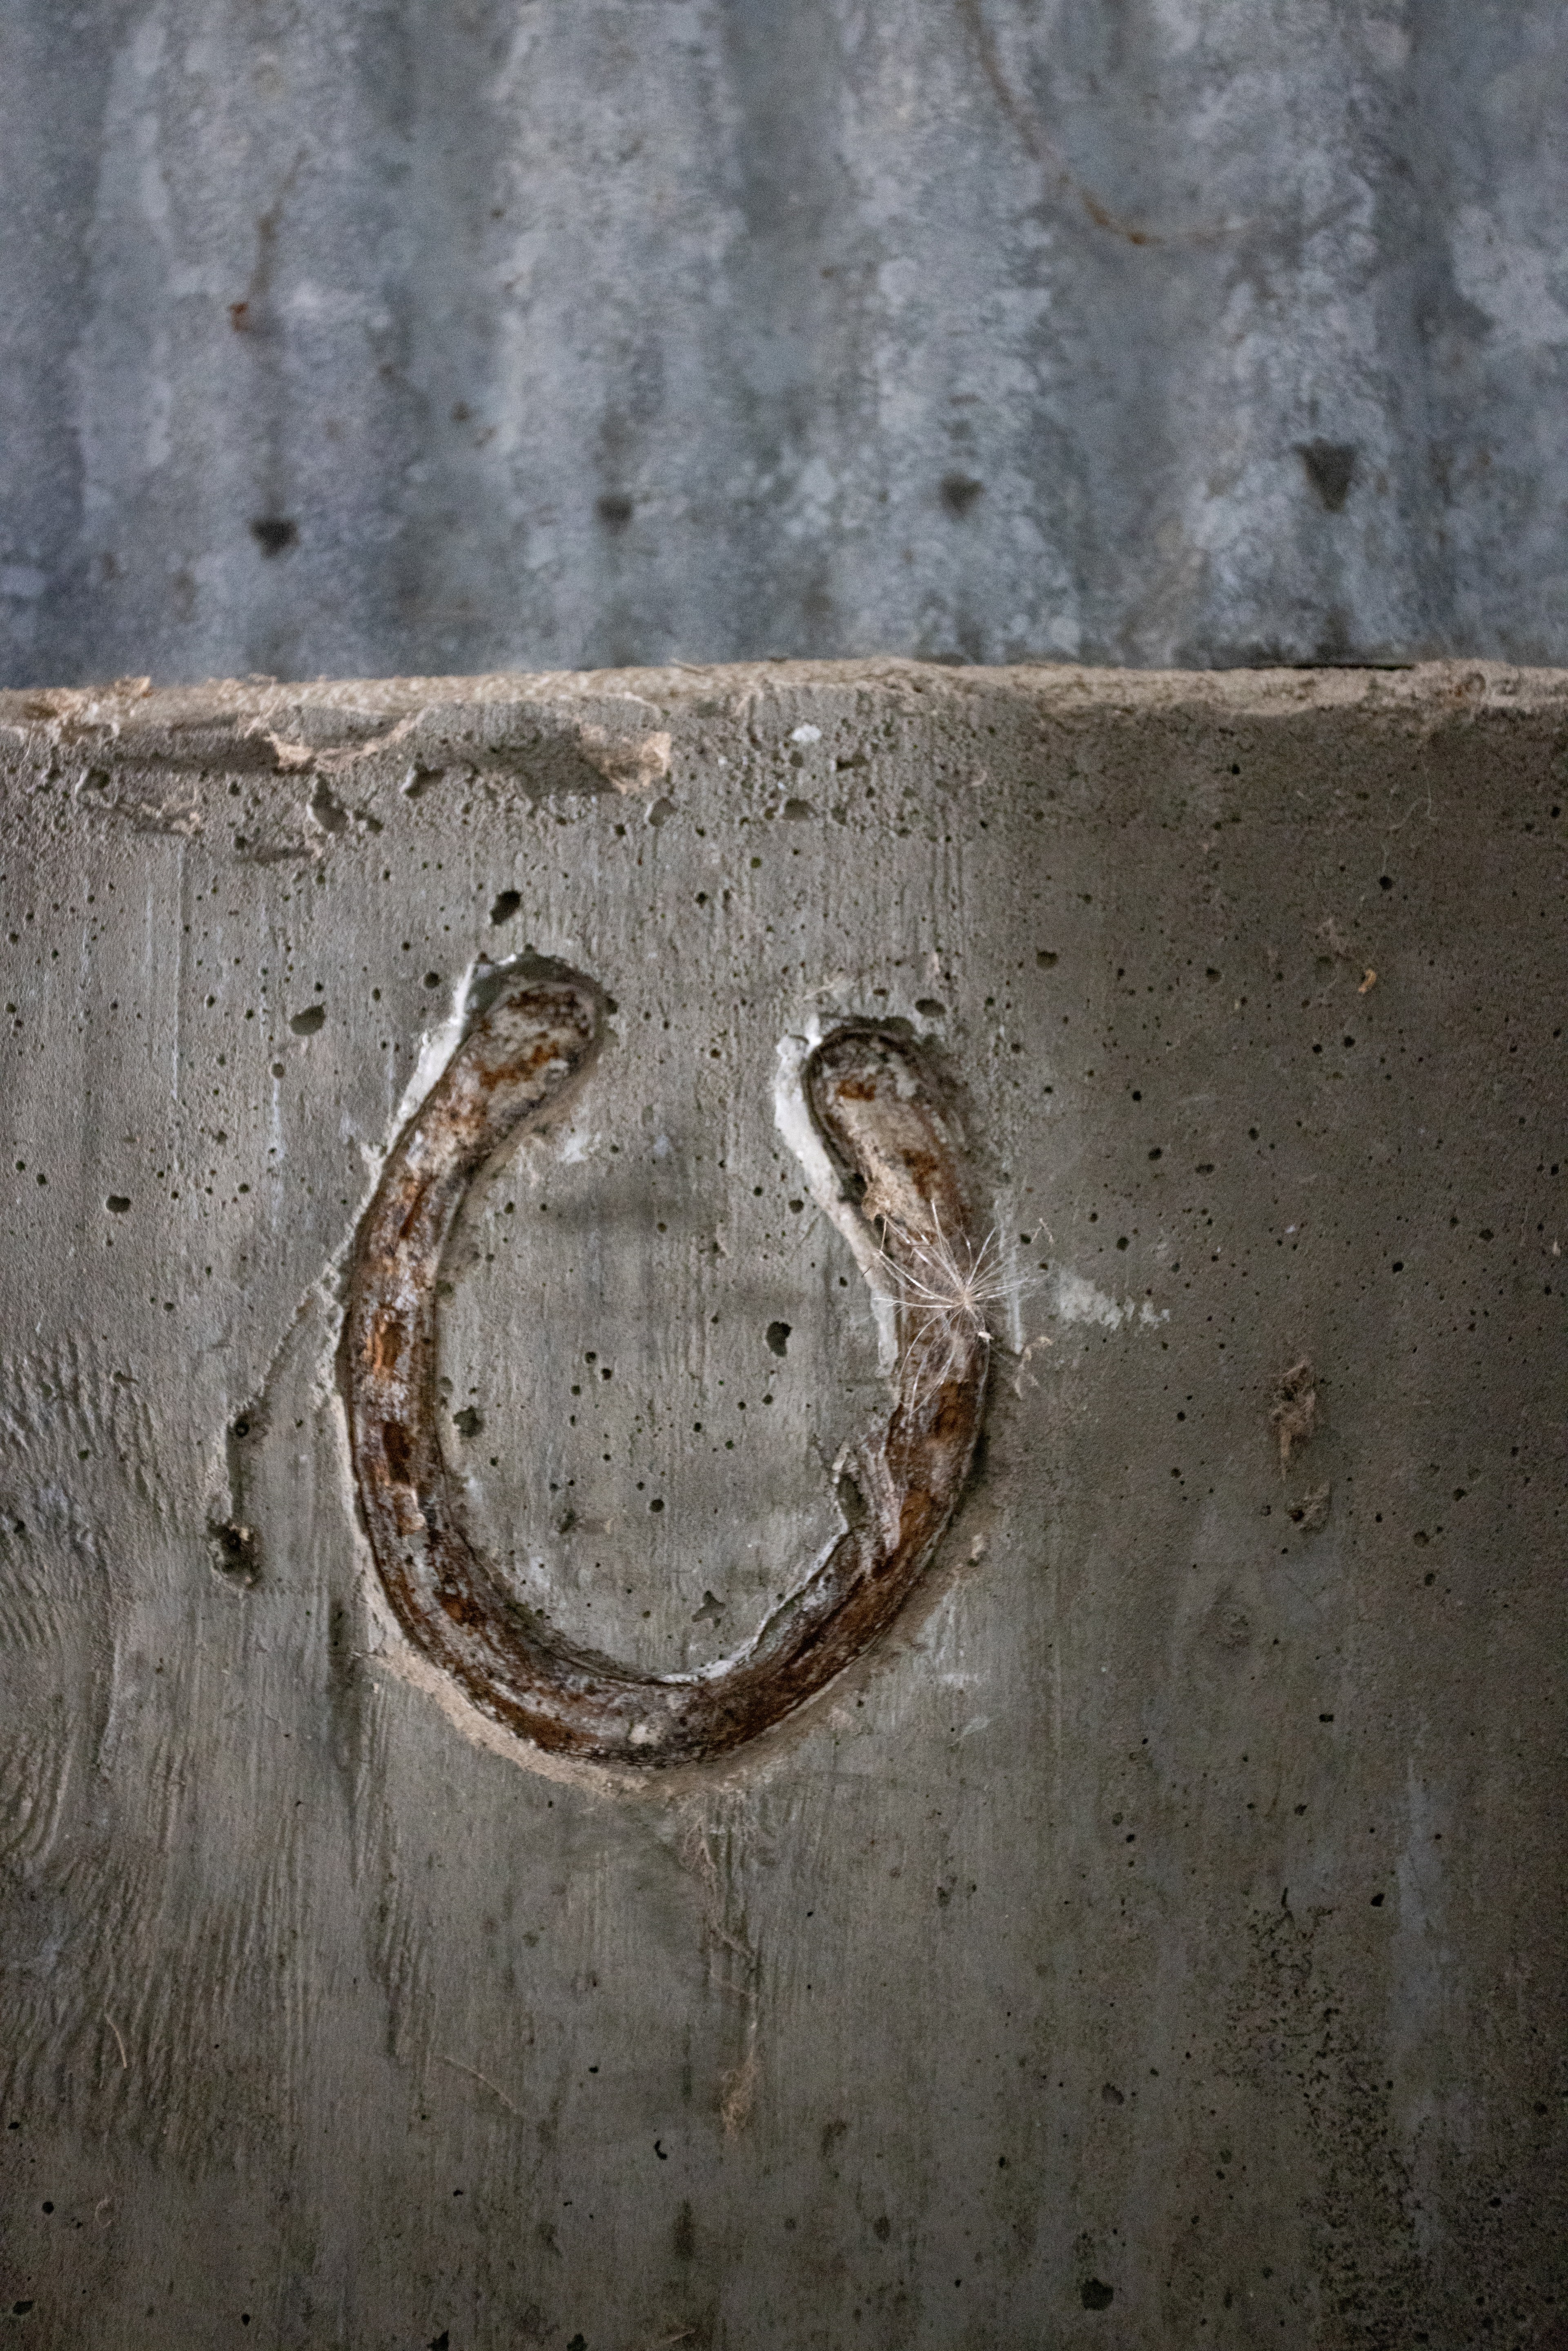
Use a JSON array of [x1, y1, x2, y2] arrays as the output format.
[[880, 1210, 1031, 1402]]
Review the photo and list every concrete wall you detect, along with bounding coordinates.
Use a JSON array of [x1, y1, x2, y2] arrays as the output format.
[[0, 657, 1562, 2347], [2, 2, 1567, 689]]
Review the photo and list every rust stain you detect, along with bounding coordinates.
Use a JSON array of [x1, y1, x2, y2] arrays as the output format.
[[369, 1311, 405, 1377], [340, 971, 988, 1768]]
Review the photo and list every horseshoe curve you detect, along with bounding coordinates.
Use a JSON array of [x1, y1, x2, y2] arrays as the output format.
[[341, 969, 987, 1767]]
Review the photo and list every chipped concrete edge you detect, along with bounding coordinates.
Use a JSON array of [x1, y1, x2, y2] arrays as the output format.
[[3, 656, 1568, 747]]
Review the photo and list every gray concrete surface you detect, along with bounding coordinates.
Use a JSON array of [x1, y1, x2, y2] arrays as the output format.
[[0, 657, 1563, 2347], [2, 3, 1568, 689]]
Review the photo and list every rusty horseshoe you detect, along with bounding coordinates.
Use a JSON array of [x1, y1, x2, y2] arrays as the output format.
[[342, 966, 989, 1767]]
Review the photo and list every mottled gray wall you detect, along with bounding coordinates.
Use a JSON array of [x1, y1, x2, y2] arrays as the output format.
[[2, 0, 1566, 688]]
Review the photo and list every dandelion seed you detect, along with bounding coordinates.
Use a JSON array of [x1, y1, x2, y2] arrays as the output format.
[[880, 1209, 1033, 1402]]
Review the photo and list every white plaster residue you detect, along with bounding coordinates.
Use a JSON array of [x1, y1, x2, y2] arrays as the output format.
[[919, 1581, 973, 1686], [789, 724, 822, 744], [555, 1124, 598, 1165], [1450, 206, 1568, 350], [1054, 1269, 1169, 1331], [773, 1018, 899, 1371], [384, 961, 483, 1149]]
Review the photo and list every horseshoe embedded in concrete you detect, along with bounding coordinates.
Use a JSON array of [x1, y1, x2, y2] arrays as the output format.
[[341, 966, 989, 1767]]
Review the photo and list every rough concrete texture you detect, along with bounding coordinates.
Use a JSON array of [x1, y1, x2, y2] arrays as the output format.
[[0, 658, 1564, 2348], [3, 2, 1568, 689]]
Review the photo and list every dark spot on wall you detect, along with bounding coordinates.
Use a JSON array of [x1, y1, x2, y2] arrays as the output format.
[[1297, 441, 1357, 511], [766, 1320, 791, 1358], [1101, 2082, 1125, 2106], [915, 997, 946, 1018], [490, 889, 522, 926], [873, 2215, 892, 2241], [210, 1519, 259, 1586], [597, 494, 634, 530], [423, 971, 442, 989], [452, 1407, 483, 1438], [1081, 2279, 1115, 2311], [309, 778, 349, 834], [836, 1470, 868, 1529], [228, 301, 249, 331], [289, 1004, 326, 1035], [105, 1195, 131, 1214], [249, 517, 298, 557], [782, 798, 814, 820], [941, 475, 985, 516], [1036, 949, 1058, 968]]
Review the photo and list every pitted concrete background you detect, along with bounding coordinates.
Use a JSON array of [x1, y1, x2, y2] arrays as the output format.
[[2, 2, 1568, 688], [0, 659, 1563, 2347]]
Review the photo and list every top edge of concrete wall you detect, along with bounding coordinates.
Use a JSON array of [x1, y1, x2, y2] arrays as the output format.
[[6, 657, 1568, 742]]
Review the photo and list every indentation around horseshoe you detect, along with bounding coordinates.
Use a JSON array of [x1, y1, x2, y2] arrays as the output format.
[[341, 970, 989, 1768]]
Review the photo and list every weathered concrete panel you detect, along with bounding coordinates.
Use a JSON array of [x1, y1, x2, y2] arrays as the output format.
[[2, 4, 1567, 686], [0, 660, 1563, 2347]]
